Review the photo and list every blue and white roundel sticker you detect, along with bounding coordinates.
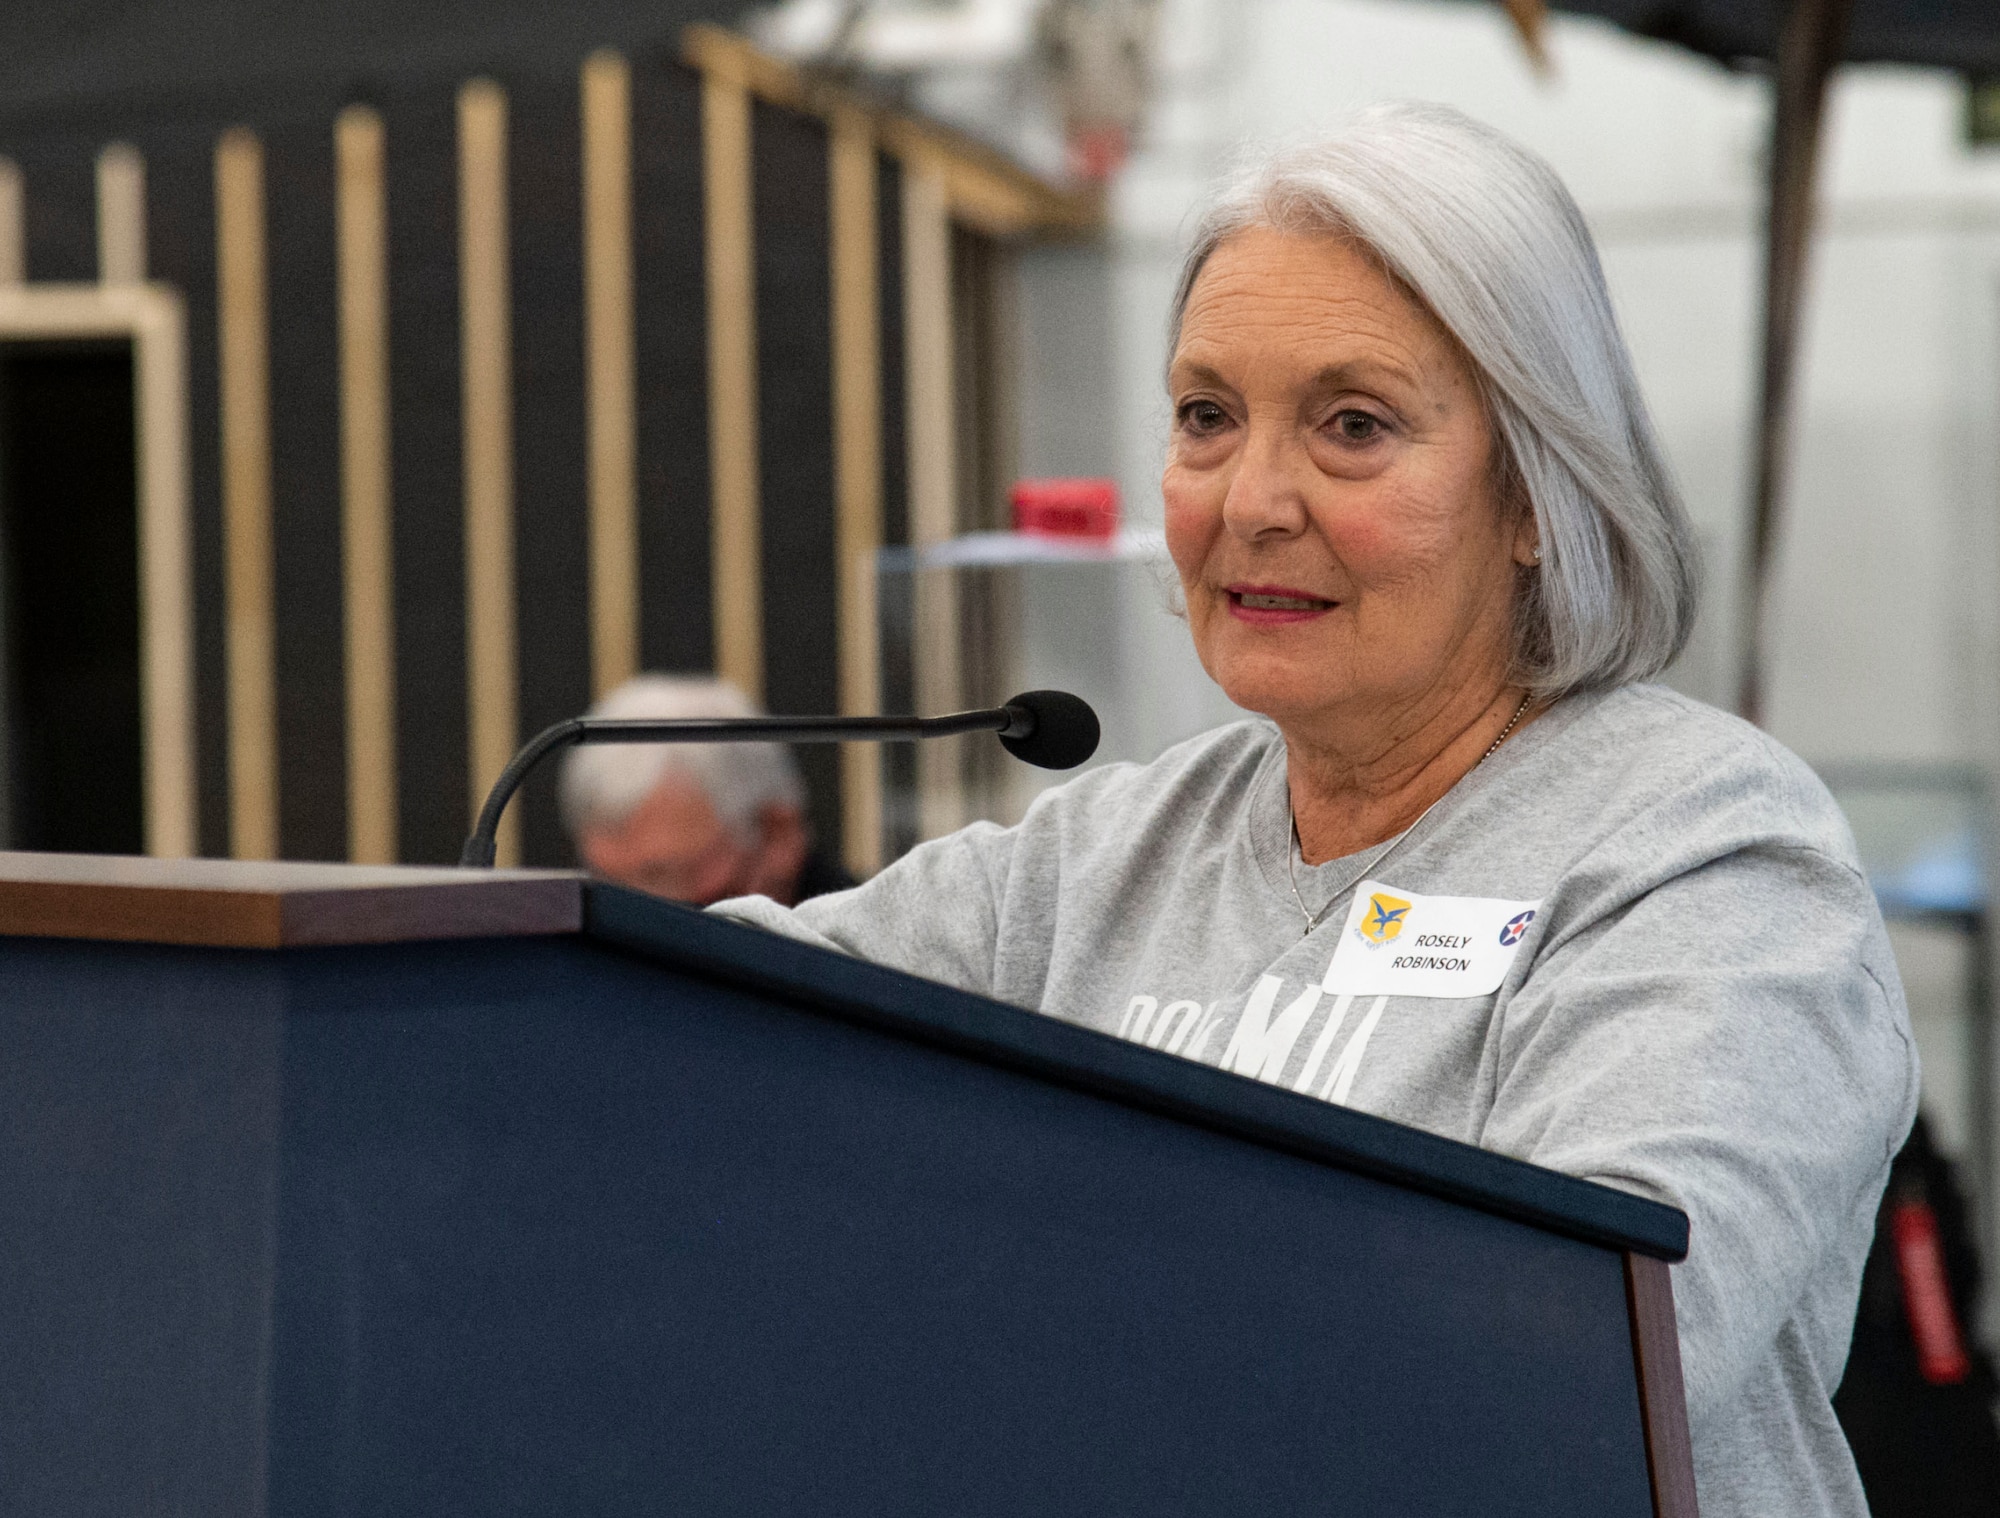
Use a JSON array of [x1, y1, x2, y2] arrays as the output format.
[[1324, 881, 1542, 998]]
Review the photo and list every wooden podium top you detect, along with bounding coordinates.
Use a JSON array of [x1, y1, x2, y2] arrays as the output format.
[[0, 852, 583, 948]]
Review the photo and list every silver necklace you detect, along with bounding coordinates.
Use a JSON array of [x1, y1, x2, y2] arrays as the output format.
[[1285, 691, 1534, 939]]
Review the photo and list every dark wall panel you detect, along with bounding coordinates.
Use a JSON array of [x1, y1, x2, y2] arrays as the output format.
[[0, 66, 935, 871], [0, 343, 143, 854], [874, 151, 915, 838], [143, 126, 231, 860], [264, 119, 347, 862], [7, 125, 231, 858], [0, 151, 135, 856], [632, 60, 709, 676], [506, 75, 590, 868], [751, 100, 838, 858], [382, 90, 468, 867], [16, 144, 94, 283], [876, 152, 907, 556]]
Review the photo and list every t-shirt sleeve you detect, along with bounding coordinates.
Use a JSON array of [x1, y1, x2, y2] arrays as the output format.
[[707, 819, 1018, 998], [1479, 839, 1918, 1435]]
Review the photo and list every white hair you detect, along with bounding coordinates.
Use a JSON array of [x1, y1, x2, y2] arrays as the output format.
[[1170, 102, 1699, 695], [558, 675, 806, 840]]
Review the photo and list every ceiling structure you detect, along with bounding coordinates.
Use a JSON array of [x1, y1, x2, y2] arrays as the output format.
[[1546, 0, 2000, 72], [0, 0, 739, 125]]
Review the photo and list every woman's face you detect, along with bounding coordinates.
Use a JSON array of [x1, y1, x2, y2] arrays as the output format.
[[1164, 227, 1534, 745]]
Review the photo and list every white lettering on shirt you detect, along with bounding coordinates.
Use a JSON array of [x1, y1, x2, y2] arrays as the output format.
[[1116, 976, 1390, 1106], [1222, 974, 1323, 1082]]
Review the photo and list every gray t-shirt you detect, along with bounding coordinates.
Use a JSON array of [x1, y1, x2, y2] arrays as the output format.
[[717, 682, 1917, 1517]]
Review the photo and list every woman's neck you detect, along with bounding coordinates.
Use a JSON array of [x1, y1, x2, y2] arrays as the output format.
[[1286, 682, 1534, 865]]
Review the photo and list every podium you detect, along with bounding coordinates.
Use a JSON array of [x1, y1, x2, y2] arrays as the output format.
[[0, 854, 1697, 1517]]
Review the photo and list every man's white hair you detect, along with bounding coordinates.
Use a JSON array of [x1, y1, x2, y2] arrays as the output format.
[[558, 675, 806, 840], [1170, 101, 1700, 696]]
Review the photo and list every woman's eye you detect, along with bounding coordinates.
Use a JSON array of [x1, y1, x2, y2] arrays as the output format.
[[1178, 400, 1229, 434], [1331, 409, 1383, 442]]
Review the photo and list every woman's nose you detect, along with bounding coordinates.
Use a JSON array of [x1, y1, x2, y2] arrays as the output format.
[[1220, 425, 1311, 542]]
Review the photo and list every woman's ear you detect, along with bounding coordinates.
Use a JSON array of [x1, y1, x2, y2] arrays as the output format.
[[1489, 434, 1539, 568], [1508, 486, 1542, 567]]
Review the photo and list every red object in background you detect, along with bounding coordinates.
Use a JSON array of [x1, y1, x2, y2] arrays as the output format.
[[1010, 478, 1120, 540], [1891, 1197, 1973, 1384], [1067, 124, 1130, 184]]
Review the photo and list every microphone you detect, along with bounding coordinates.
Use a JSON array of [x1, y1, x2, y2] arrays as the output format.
[[458, 689, 1100, 868]]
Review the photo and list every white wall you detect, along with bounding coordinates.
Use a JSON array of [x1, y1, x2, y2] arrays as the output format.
[[1068, 0, 2000, 757], [1006, 0, 2000, 1307]]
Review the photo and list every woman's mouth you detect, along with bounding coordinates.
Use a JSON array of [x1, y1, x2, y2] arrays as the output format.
[[1226, 585, 1336, 623]]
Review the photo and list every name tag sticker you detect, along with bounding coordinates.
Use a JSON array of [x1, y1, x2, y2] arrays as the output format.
[[1323, 879, 1541, 999]]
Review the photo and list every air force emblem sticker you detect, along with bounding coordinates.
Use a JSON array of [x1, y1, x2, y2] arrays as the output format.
[[1326, 880, 1543, 999], [1357, 892, 1412, 947]]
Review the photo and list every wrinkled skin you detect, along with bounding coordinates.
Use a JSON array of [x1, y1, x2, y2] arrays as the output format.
[[1163, 227, 1541, 864]]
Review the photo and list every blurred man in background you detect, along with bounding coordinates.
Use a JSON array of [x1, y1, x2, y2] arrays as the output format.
[[560, 675, 853, 907]]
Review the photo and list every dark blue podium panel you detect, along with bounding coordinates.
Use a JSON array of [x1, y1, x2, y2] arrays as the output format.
[[2, 903, 1669, 1518]]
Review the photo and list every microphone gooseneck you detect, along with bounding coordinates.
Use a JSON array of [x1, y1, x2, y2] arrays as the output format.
[[459, 691, 1101, 868]]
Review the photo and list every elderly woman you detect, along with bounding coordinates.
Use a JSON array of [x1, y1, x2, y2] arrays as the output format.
[[719, 104, 1914, 1517]]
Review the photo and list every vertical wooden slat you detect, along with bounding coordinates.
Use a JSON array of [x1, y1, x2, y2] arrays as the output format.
[[583, 50, 639, 700], [215, 128, 278, 860], [902, 162, 956, 550], [459, 79, 520, 866], [336, 105, 399, 865], [902, 158, 960, 840], [134, 291, 197, 856], [97, 142, 146, 286], [829, 108, 883, 877], [702, 69, 762, 702], [104, 146, 178, 847], [0, 159, 22, 287]]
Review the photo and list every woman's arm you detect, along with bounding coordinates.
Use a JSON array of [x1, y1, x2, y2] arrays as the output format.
[[1483, 840, 1918, 1434], [710, 819, 1020, 999]]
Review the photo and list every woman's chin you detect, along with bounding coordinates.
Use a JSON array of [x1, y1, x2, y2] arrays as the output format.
[[1210, 667, 1354, 727], [1191, 622, 1367, 724]]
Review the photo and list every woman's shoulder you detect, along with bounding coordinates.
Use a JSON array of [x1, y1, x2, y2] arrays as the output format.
[[1546, 682, 1858, 866]]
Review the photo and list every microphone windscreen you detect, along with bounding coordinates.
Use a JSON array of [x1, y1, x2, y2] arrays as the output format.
[[998, 690, 1100, 770]]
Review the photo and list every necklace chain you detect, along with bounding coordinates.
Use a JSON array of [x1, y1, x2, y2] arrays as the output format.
[[1285, 691, 1534, 939]]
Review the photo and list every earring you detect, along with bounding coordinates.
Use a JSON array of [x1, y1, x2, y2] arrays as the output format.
[[1529, 546, 1542, 565]]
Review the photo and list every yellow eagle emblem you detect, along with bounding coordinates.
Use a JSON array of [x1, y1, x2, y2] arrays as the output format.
[[1359, 891, 1412, 946]]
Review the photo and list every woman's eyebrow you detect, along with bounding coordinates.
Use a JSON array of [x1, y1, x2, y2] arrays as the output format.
[[1168, 356, 1424, 394], [1167, 360, 1231, 390], [1305, 358, 1420, 395]]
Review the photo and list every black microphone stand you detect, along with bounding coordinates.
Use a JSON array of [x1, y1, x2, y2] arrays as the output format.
[[459, 691, 1097, 868]]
